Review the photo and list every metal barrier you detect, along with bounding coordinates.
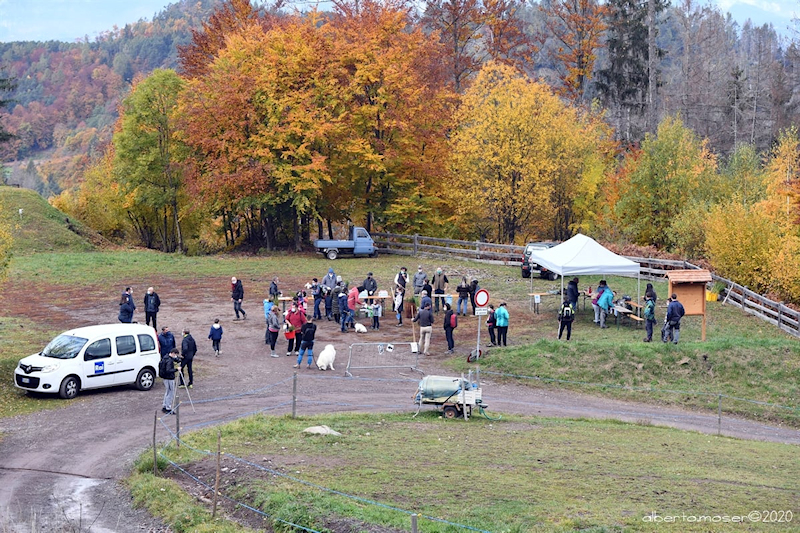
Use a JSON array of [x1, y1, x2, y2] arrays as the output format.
[[345, 342, 424, 377]]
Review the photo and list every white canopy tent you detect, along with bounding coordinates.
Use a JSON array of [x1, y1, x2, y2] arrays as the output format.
[[528, 233, 641, 304]]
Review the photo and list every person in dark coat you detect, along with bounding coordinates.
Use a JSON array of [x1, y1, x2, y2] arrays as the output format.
[[180, 329, 197, 388], [269, 276, 281, 305], [443, 303, 456, 352], [231, 276, 246, 320], [363, 272, 378, 296], [664, 294, 686, 344], [118, 288, 135, 323], [161, 348, 179, 413], [469, 279, 480, 314], [143, 287, 161, 330], [158, 326, 176, 357], [566, 278, 579, 309], [295, 319, 317, 369]]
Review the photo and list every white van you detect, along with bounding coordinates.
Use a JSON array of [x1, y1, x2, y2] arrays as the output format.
[[14, 323, 161, 399]]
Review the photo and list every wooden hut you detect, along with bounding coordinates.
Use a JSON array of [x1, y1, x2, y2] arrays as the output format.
[[666, 269, 713, 341]]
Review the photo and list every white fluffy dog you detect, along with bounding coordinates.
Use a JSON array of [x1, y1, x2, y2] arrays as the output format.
[[354, 322, 368, 333], [317, 344, 336, 371]]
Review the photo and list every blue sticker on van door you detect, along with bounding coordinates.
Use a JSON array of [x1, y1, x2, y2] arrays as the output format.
[[94, 361, 104, 374]]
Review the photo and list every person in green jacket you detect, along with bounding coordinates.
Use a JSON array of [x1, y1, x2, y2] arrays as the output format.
[[643, 294, 657, 342]]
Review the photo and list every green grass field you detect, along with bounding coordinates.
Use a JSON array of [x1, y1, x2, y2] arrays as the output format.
[[131, 412, 799, 532]]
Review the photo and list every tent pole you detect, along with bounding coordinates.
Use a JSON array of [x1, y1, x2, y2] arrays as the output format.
[[637, 271, 641, 304]]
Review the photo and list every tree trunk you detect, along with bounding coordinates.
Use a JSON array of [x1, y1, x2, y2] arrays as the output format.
[[317, 218, 323, 241], [327, 219, 334, 239], [293, 209, 301, 252]]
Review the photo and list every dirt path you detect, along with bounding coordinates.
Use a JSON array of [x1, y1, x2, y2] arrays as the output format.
[[1, 281, 798, 531]]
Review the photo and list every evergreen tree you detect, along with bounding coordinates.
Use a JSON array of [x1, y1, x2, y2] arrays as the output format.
[[595, 0, 665, 143]]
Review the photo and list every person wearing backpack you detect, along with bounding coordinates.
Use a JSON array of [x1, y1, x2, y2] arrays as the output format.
[[643, 294, 657, 342], [160, 348, 179, 414], [443, 303, 456, 353], [558, 297, 575, 340]]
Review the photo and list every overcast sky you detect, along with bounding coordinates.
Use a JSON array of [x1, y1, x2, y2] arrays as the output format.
[[0, 0, 796, 43]]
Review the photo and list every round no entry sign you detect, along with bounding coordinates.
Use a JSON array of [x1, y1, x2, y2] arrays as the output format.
[[474, 289, 490, 307]]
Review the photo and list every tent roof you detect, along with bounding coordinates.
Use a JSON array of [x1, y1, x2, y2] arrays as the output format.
[[528, 234, 640, 277]]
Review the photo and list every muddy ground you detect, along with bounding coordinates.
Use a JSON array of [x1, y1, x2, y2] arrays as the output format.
[[1, 276, 798, 532]]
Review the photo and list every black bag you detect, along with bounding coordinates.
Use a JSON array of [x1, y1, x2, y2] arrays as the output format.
[[158, 356, 168, 379]]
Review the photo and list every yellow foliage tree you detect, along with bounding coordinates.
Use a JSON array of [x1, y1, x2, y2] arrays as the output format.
[[448, 61, 613, 243], [760, 127, 800, 233], [704, 201, 778, 293]]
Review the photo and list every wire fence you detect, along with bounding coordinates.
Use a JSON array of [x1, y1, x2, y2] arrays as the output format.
[[150, 366, 800, 531], [153, 374, 490, 533]]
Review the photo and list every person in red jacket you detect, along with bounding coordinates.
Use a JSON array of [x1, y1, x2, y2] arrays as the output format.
[[284, 303, 307, 356], [346, 284, 364, 329]]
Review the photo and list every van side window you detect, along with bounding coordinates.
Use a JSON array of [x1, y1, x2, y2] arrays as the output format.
[[84, 339, 112, 361], [116, 335, 137, 356], [357, 229, 368, 238], [138, 334, 156, 352]]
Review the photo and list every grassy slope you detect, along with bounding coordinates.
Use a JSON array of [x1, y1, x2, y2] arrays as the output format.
[[0, 186, 97, 254], [133, 413, 800, 532]]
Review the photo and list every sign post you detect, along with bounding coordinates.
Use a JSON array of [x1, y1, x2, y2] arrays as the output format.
[[470, 289, 490, 362]]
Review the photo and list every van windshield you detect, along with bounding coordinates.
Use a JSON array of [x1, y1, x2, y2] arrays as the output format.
[[41, 335, 89, 359]]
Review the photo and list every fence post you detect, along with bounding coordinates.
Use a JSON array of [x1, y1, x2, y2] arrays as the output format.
[[717, 394, 722, 436], [212, 430, 221, 518], [292, 371, 298, 418], [742, 286, 747, 312], [153, 410, 158, 476], [411, 514, 418, 533], [778, 303, 783, 328], [176, 403, 180, 449], [413, 234, 419, 256]]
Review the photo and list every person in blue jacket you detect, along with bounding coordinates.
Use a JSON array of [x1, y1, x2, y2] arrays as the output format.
[[158, 326, 176, 357], [494, 302, 509, 346], [208, 318, 223, 356], [597, 283, 614, 329]]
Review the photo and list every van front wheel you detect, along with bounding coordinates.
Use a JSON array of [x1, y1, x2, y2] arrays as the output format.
[[136, 368, 156, 391], [326, 249, 338, 260], [59, 376, 79, 399]]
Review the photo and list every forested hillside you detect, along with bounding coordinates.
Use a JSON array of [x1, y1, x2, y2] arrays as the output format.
[[2, 0, 800, 304], [0, 0, 219, 193]]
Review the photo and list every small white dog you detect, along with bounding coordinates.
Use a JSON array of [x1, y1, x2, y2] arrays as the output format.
[[317, 344, 336, 371], [354, 322, 368, 333]]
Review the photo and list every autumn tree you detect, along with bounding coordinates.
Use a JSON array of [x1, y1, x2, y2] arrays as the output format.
[[178, 0, 276, 79], [614, 115, 717, 250], [114, 69, 187, 252], [327, 0, 453, 233], [540, 0, 607, 103], [449, 61, 613, 243], [422, 0, 534, 92]]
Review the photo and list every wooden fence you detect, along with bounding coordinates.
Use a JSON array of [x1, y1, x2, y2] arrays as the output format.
[[372, 232, 800, 338]]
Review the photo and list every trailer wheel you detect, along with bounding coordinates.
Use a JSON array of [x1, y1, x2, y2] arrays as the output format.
[[443, 406, 460, 419], [326, 249, 338, 260]]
